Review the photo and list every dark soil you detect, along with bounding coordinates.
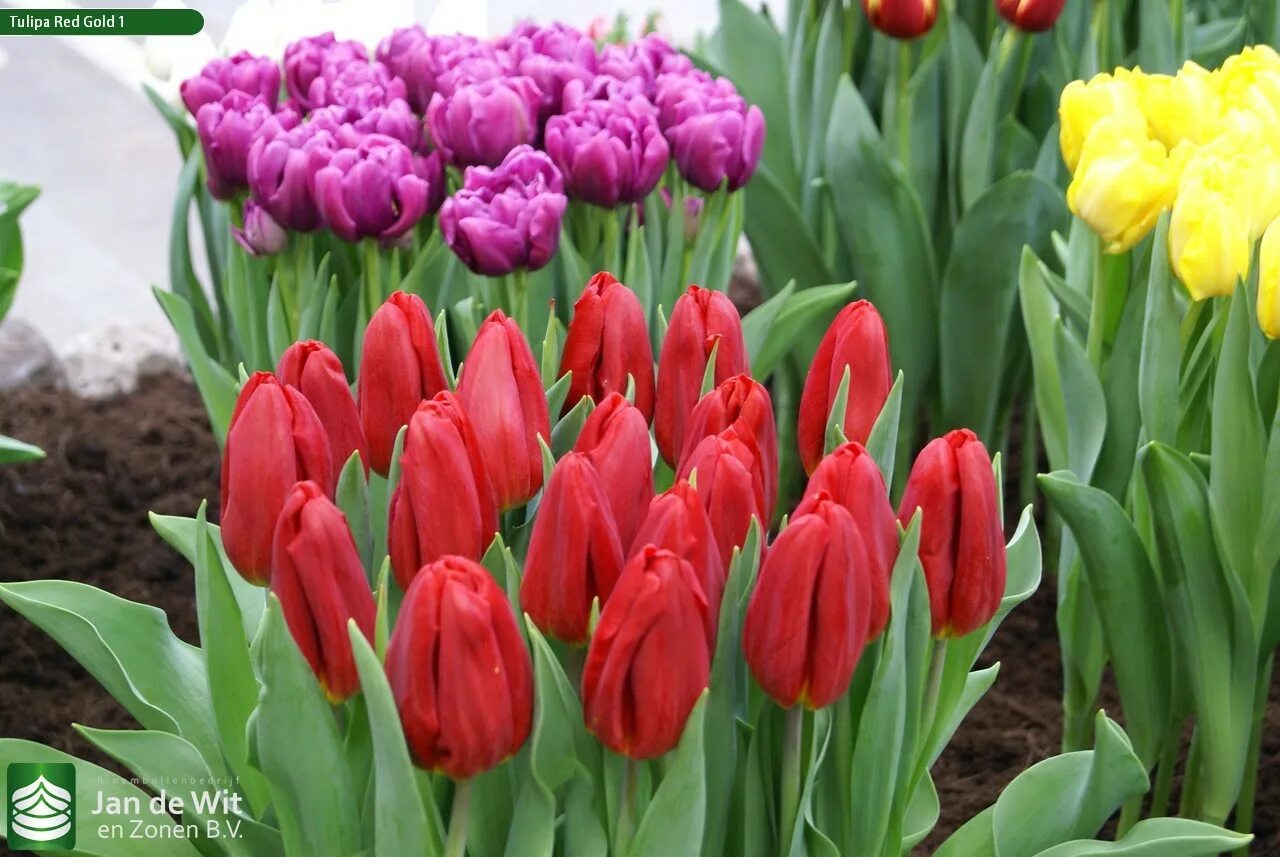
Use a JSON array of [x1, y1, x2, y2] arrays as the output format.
[[0, 376, 1276, 854]]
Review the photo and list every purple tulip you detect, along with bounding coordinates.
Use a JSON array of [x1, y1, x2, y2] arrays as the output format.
[[307, 61, 408, 119], [314, 135, 433, 244], [502, 23, 598, 120], [248, 120, 338, 231], [312, 99, 424, 151], [545, 96, 669, 208], [561, 73, 648, 112], [427, 76, 542, 168], [234, 200, 288, 256], [655, 74, 765, 192], [283, 33, 369, 108], [597, 34, 693, 93], [197, 93, 299, 200], [181, 52, 281, 116], [379, 30, 505, 111], [439, 145, 567, 276]]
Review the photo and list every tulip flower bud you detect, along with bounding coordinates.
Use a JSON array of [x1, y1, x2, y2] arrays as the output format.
[[654, 73, 765, 192], [456, 310, 552, 510], [795, 442, 898, 640], [573, 393, 654, 549], [427, 76, 542, 168], [283, 32, 369, 108], [797, 300, 893, 475], [521, 453, 626, 644], [221, 373, 334, 584], [898, 429, 1006, 638], [545, 95, 670, 208], [863, 0, 938, 39], [743, 498, 873, 709], [307, 61, 408, 119], [677, 427, 766, 571], [630, 480, 723, 644], [678, 375, 778, 523], [315, 135, 434, 244], [357, 291, 450, 477], [582, 546, 711, 759], [1057, 72, 1146, 174], [387, 555, 534, 779], [1259, 218, 1280, 339], [234, 200, 288, 257], [277, 340, 368, 475], [271, 481, 377, 702], [558, 272, 656, 421], [439, 146, 568, 276], [1169, 157, 1252, 300], [503, 22, 598, 121], [196, 93, 299, 201], [655, 285, 749, 466], [997, 0, 1067, 32], [388, 393, 498, 589], [248, 122, 339, 232], [181, 51, 281, 116]]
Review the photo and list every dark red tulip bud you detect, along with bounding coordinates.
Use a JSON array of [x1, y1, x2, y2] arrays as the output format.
[[795, 442, 897, 640], [743, 497, 873, 709], [271, 481, 376, 702], [655, 285, 748, 466], [997, 0, 1067, 32], [388, 392, 499, 590], [559, 272, 656, 421], [677, 374, 778, 523], [456, 310, 552, 510], [797, 300, 893, 475], [898, 429, 1006, 638], [630, 480, 723, 647], [358, 291, 450, 476], [573, 393, 654, 548], [277, 340, 369, 475], [221, 373, 334, 584], [387, 555, 534, 779], [677, 427, 766, 571], [521, 452, 626, 645], [582, 546, 710, 759], [863, 0, 938, 39]]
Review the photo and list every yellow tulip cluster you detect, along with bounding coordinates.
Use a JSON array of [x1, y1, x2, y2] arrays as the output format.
[[1059, 47, 1280, 336]]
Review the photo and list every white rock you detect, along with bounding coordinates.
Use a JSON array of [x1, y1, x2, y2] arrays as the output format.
[[0, 317, 64, 391], [57, 319, 185, 399]]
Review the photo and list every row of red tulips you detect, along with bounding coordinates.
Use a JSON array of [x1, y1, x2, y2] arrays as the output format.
[[215, 270, 1007, 783]]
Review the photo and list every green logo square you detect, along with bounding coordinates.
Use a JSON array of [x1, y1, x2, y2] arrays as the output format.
[[7, 763, 76, 850]]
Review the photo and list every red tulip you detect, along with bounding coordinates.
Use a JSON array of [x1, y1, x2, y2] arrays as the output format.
[[388, 392, 499, 590], [630, 480, 723, 646], [655, 285, 748, 466], [455, 310, 552, 509], [795, 442, 898, 640], [271, 481, 376, 702], [221, 372, 333, 584], [558, 272, 656, 420], [677, 374, 778, 523], [997, 0, 1067, 31], [677, 427, 766, 571], [582, 546, 710, 759], [743, 497, 873, 709], [863, 0, 937, 38], [573, 392, 654, 548], [277, 340, 369, 475], [521, 452, 626, 645], [898, 429, 1006, 638], [387, 555, 534, 779], [797, 300, 893, 475], [358, 291, 449, 476]]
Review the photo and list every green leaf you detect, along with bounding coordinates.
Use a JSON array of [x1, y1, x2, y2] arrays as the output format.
[[0, 433, 44, 463], [1018, 247, 1069, 470], [1035, 817, 1253, 856], [865, 371, 905, 486], [545, 370, 574, 422], [348, 624, 437, 857], [740, 280, 796, 369], [148, 513, 264, 636], [0, 739, 203, 857], [900, 772, 940, 852], [823, 366, 851, 454], [1038, 473, 1172, 767], [551, 394, 595, 458], [1055, 320, 1107, 482], [266, 274, 291, 366], [740, 165, 834, 293], [525, 620, 594, 793], [254, 597, 361, 857], [0, 580, 223, 776], [958, 43, 999, 211], [154, 287, 238, 446], [743, 282, 858, 381], [336, 452, 375, 578], [628, 693, 709, 857]]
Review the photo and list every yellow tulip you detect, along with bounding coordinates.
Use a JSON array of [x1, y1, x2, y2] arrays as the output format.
[[1258, 218, 1280, 338], [1058, 71, 1147, 173], [1190, 127, 1280, 238], [1217, 45, 1280, 108], [1169, 167, 1252, 301], [1139, 62, 1223, 148], [1067, 118, 1178, 253]]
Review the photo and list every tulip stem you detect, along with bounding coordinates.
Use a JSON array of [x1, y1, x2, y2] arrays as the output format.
[[615, 758, 638, 856], [895, 41, 914, 175], [363, 239, 383, 322], [444, 778, 472, 857], [1232, 653, 1273, 851], [1148, 727, 1180, 818], [778, 706, 804, 856], [922, 638, 949, 741]]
